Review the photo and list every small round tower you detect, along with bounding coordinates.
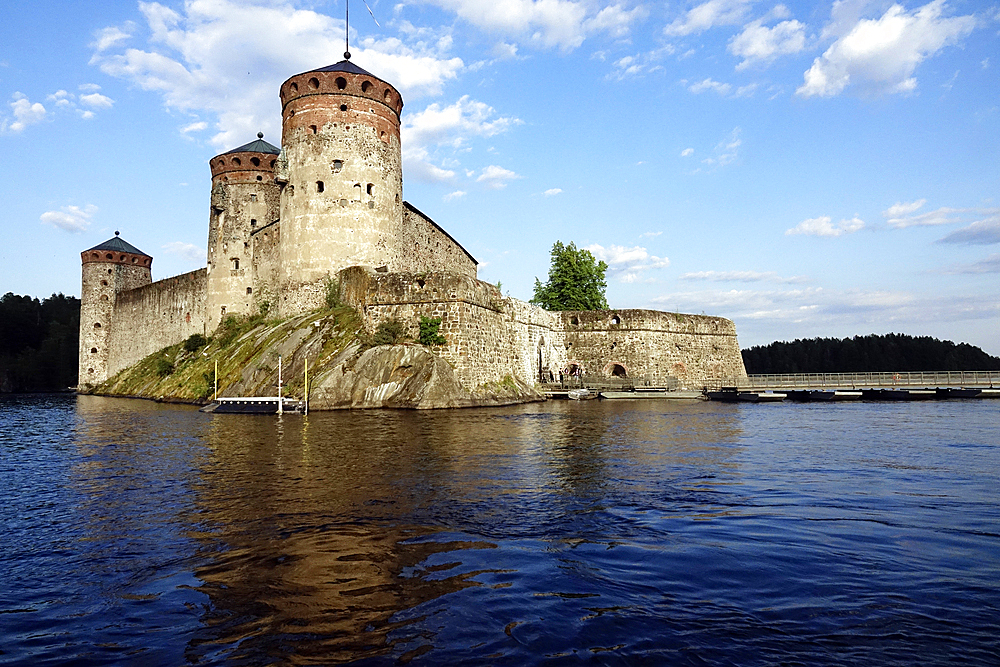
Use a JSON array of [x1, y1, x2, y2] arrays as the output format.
[[276, 59, 404, 311], [206, 133, 281, 331], [79, 232, 152, 386]]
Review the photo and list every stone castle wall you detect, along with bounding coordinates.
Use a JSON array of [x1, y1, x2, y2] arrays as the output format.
[[339, 268, 566, 389], [396, 203, 477, 278], [561, 309, 746, 388], [105, 269, 208, 377]]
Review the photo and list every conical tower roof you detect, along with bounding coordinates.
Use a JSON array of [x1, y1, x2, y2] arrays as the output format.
[[85, 232, 150, 257], [222, 132, 280, 155]]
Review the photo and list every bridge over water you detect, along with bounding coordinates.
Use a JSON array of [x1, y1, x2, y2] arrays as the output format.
[[716, 371, 1000, 391]]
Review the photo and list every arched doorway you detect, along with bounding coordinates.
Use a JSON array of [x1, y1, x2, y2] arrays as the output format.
[[611, 364, 627, 378]]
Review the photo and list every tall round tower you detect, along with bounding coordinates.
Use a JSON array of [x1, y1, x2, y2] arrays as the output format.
[[276, 59, 404, 312], [206, 132, 281, 331], [78, 233, 152, 386]]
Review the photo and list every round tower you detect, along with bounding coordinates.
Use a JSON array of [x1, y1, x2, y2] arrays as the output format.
[[206, 133, 282, 331], [79, 232, 152, 386], [276, 59, 404, 311]]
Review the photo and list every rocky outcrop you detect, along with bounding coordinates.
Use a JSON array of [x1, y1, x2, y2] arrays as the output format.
[[311, 344, 542, 409]]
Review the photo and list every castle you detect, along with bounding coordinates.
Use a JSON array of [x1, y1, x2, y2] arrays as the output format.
[[79, 59, 746, 395]]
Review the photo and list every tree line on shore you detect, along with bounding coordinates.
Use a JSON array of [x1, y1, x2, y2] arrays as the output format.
[[742, 333, 1000, 375], [0, 292, 80, 392]]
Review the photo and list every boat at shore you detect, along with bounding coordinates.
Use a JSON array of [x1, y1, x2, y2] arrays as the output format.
[[706, 387, 786, 402]]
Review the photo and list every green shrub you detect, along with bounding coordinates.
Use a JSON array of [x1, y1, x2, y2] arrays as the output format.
[[324, 274, 341, 309], [155, 356, 174, 377], [183, 333, 208, 352], [371, 318, 407, 346], [418, 316, 447, 346]]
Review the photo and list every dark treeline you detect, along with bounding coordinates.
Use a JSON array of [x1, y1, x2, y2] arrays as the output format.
[[0, 292, 80, 392], [743, 333, 1000, 375]]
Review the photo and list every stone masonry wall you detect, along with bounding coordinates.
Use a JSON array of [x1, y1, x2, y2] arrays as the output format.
[[106, 269, 208, 377], [561, 309, 746, 388], [396, 203, 477, 278], [338, 267, 565, 389]]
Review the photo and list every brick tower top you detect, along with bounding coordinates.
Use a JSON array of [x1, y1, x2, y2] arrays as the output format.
[[210, 132, 281, 186], [278, 60, 403, 144], [81, 231, 152, 269]]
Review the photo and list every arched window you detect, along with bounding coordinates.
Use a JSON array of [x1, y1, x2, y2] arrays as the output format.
[[332, 160, 343, 173], [90, 347, 98, 354], [366, 183, 374, 196], [93, 322, 102, 328], [611, 315, 621, 325], [106, 253, 113, 260], [336, 77, 347, 90], [250, 157, 260, 167], [361, 80, 372, 93], [308, 77, 319, 90], [353, 184, 362, 200], [611, 364, 627, 377], [316, 181, 325, 193], [233, 157, 241, 166], [231, 258, 239, 271]]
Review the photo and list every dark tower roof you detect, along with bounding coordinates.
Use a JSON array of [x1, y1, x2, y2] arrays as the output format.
[[223, 132, 280, 155], [85, 232, 150, 257], [310, 60, 376, 77]]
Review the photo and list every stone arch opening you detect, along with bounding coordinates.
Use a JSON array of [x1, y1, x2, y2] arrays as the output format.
[[251, 157, 260, 166], [384, 89, 392, 102], [232, 157, 241, 166], [231, 258, 240, 271], [611, 315, 621, 325], [101, 280, 108, 286], [290, 82, 298, 93], [366, 183, 374, 196], [93, 322, 101, 328], [611, 364, 627, 378], [106, 253, 113, 260], [316, 181, 325, 193], [90, 347, 98, 354], [570, 316, 579, 325], [361, 80, 372, 93], [336, 77, 347, 90], [353, 183, 362, 200], [310, 124, 317, 134], [308, 77, 319, 90], [101, 295, 109, 301], [340, 104, 348, 112]]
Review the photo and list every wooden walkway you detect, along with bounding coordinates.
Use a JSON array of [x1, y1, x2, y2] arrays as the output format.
[[715, 371, 1000, 391]]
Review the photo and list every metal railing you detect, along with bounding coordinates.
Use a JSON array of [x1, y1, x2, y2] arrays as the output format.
[[713, 371, 1000, 390]]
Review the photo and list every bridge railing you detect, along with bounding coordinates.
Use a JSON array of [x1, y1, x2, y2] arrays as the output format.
[[715, 371, 1000, 390]]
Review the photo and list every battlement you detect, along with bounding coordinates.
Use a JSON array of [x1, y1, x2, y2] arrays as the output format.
[[210, 132, 281, 186]]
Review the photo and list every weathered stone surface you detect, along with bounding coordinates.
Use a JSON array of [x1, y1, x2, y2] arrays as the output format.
[[310, 344, 542, 410]]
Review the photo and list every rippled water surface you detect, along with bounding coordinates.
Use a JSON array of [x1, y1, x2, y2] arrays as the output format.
[[1, 394, 998, 665]]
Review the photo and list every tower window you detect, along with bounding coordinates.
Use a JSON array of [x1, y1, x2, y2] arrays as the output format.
[[361, 80, 372, 93], [611, 315, 621, 325], [308, 77, 319, 90], [317, 181, 325, 193], [353, 184, 362, 200], [101, 295, 109, 302], [251, 157, 260, 167], [101, 280, 108, 286], [366, 183, 374, 196], [91, 347, 98, 354], [94, 322, 102, 328], [231, 258, 239, 270], [332, 160, 343, 172], [221, 306, 226, 315], [106, 253, 113, 260], [310, 125, 317, 134], [290, 82, 298, 93], [251, 219, 257, 227], [384, 89, 392, 102], [256, 175, 262, 181], [250, 194, 257, 202], [340, 104, 348, 112], [336, 77, 347, 90], [246, 287, 252, 295], [233, 157, 241, 166]]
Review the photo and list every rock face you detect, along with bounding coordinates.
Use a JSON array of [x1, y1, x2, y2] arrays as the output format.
[[310, 344, 543, 410]]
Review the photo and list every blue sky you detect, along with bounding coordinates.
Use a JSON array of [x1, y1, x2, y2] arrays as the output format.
[[2, 0, 998, 353]]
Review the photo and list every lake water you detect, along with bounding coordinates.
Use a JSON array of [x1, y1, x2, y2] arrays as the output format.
[[1, 394, 998, 665]]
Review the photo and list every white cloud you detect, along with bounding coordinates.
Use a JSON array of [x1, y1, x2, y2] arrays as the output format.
[[79, 83, 102, 93], [3, 93, 48, 133], [651, 285, 1000, 330], [543, 188, 562, 196], [681, 147, 694, 156], [679, 270, 808, 283], [640, 231, 663, 238], [586, 243, 669, 282], [729, 18, 807, 69], [91, 25, 133, 52], [424, 0, 645, 51], [797, 0, 976, 98], [665, 0, 754, 37], [885, 206, 960, 228], [401, 96, 520, 184], [786, 215, 865, 237], [162, 241, 205, 263], [91, 0, 465, 148], [688, 77, 732, 95], [942, 254, 1000, 274], [608, 46, 674, 79], [180, 121, 208, 134], [443, 190, 466, 201], [698, 127, 742, 168], [79, 92, 114, 109], [884, 198, 927, 218], [476, 165, 521, 189], [939, 216, 1000, 245], [40, 204, 97, 233]]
